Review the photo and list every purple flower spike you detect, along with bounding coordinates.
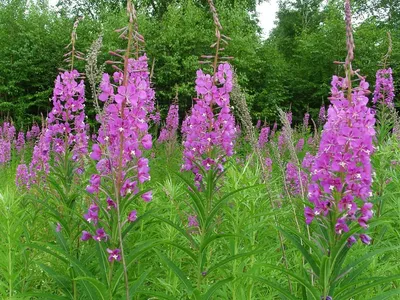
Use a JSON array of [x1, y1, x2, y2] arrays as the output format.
[[83, 55, 155, 243], [258, 127, 270, 148], [373, 68, 394, 107], [181, 63, 236, 184], [84, 203, 99, 225], [16, 164, 30, 190], [305, 75, 375, 235], [158, 104, 179, 143]]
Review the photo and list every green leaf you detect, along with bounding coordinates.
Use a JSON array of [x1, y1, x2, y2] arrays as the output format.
[[320, 256, 330, 297], [336, 246, 400, 285], [16, 292, 70, 300], [369, 288, 400, 300], [205, 184, 261, 230], [206, 249, 264, 276], [202, 277, 233, 300], [152, 215, 198, 248], [36, 263, 73, 298], [247, 276, 298, 300], [154, 249, 194, 296], [113, 240, 163, 295], [74, 277, 108, 300], [257, 263, 320, 299], [279, 227, 320, 277], [95, 242, 109, 284], [175, 172, 206, 223], [200, 234, 236, 253], [335, 275, 400, 299], [135, 290, 176, 299], [130, 268, 152, 296], [165, 241, 197, 262]]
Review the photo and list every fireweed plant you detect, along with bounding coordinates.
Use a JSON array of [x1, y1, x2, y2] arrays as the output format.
[[371, 33, 397, 220], [18, 17, 95, 300], [82, 1, 157, 299], [261, 1, 400, 299], [158, 97, 179, 158], [373, 33, 396, 146], [2, 0, 400, 299], [152, 0, 259, 298]]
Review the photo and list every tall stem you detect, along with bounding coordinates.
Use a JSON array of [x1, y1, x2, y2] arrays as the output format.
[[114, 2, 136, 299]]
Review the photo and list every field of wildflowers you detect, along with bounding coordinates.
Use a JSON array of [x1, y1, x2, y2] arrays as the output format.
[[0, 0, 399, 299]]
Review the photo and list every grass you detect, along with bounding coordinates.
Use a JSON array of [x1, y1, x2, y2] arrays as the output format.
[[0, 132, 399, 299]]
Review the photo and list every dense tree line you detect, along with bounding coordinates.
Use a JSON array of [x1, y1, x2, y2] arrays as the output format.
[[0, 0, 398, 128]]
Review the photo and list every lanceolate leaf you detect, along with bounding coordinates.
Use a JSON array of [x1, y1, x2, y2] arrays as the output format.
[[202, 277, 233, 300], [74, 277, 108, 300], [206, 249, 264, 277], [130, 268, 152, 296], [335, 275, 400, 299], [154, 249, 194, 296], [279, 227, 320, 277], [246, 276, 298, 300]]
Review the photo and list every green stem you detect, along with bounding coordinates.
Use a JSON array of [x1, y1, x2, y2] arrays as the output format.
[[108, 262, 114, 300], [7, 210, 12, 298]]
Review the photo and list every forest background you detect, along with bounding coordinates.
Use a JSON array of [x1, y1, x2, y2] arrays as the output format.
[[0, 0, 398, 128]]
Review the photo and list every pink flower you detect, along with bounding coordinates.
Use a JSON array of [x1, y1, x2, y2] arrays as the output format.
[[81, 231, 92, 241], [128, 210, 137, 222], [93, 228, 108, 242], [188, 215, 198, 227], [141, 191, 152, 202], [107, 248, 121, 262]]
